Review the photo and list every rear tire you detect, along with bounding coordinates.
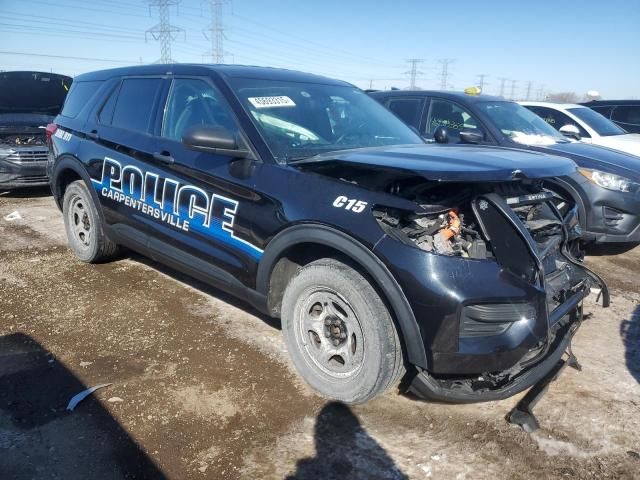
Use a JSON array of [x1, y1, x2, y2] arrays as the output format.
[[62, 180, 118, 263], [281, 258, 404, 404]]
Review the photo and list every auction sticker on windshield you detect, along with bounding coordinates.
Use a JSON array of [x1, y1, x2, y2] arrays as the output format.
[[248, 96, 296, 108]]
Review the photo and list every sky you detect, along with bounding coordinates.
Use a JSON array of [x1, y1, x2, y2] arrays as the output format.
[[1, 0, 638, 99]]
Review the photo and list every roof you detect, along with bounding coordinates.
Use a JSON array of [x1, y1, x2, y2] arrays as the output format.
[[73, 64, 351, 86], [519, 101, 586, 110], [368, 89, 505, 103], [581, 99, 640, 106]]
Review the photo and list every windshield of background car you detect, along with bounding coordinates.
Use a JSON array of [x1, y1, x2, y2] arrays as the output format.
[[568, 107, 627, 136], [477, 101, 567, 145], [0, 72, 72, 115], [229, 78, 424, 161]]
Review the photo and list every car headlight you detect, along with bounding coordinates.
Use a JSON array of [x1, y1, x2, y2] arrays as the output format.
[[578, 168, 635, 193]]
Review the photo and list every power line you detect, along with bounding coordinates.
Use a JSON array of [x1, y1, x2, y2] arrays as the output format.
[[525, 81, 533, 100], [498, 77, 508, 97], [405, 58, 424, 89], [476, 73, 488, 90], [146, 0, 184, 64], [509, 79, 518, 100], [437, 59, 454, 90], [0, 50, 136, 65], [203, 0, 228, 63]]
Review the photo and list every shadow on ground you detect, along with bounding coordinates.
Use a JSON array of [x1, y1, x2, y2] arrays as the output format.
[[286, 402, 408, 480], [621, 304, 640, 384], [0, 186, 52, 199], [126, 250, 282, 331], [0, 332, 166, 479]]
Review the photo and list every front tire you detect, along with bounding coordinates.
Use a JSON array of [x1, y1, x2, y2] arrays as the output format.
[[281, 258, 404, 404], [62, 180, 118, 263]]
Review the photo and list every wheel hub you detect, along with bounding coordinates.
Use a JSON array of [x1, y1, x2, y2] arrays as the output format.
[[324, 316, 347, 346]]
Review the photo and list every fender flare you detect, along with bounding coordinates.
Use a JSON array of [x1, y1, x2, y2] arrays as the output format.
[[256, 223, 429, 369], [50, 156, 106, 223]]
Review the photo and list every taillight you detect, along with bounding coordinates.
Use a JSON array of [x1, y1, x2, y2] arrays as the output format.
[[45, 123, 58, 141]]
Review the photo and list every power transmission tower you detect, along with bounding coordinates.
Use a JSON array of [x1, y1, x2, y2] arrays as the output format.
[[537, 85, 546, 101], [525, 81, 533, 100], [498, 77, 508, 97], [146, 0, 184, 64], [476, 74, 488, 91], [405, 59, 424, 89], [437, 59, 454, 90], [203, 0, 228, 63], [509, 79, 518, 100]]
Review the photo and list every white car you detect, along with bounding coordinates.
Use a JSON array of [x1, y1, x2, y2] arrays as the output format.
[[520, 101, 640, 157]]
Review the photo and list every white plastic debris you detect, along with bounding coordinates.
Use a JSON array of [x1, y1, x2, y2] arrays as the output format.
[[4, 211, 21, 221], [66, 383, 112, 411], [107, 397, 124, 403]]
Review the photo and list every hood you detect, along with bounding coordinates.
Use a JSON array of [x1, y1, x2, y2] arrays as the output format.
[[0, 113, 54, 129], [0, 71, 72, 115], [538, 142, 640, 181], [293, 144, 577, 182], [594, 134, 640, 157]]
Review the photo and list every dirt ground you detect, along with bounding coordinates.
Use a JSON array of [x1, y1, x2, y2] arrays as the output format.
[[1, 188, 639, 480]]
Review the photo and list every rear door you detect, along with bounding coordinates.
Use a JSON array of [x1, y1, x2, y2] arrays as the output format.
[[82, 76, 168, 251]]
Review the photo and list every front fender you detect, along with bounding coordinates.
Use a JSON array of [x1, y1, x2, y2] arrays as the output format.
[[256, 223, 429, 369]]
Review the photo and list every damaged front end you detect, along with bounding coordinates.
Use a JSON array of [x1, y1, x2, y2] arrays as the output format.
[[296, 150, 608, 404], [372, 180, 608, 403]]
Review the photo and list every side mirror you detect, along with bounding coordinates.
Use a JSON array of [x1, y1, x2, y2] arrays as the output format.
[[433, 126, 449, 144], [459, 130, 485, 144], [182, 125, 252, 158], [559, 124, 581, 141]]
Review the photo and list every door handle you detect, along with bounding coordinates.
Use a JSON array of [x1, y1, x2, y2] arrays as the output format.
[[153, 151, 175, 164], [87, 130, 99, 140]]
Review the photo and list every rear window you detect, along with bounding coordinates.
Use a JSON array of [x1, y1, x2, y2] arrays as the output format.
[[61, 81, 103, 118], [0, 71, 73, 115], [111, 78, 163, 133], [387, 98, 422, 128]]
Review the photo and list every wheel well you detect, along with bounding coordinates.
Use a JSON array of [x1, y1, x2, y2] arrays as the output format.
[[266, 241, 414, 369], [55, 168, 82, 208], [266, 243, 347, 317]]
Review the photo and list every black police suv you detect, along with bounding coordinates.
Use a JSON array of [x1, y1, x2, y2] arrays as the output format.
[[581, 100, 640, 134], [0, 71, 72, 189], [370, 90, 640, 244], [48, 65, 607, 404]]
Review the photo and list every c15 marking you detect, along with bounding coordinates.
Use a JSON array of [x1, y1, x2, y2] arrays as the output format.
[[332, 196, 368, 213]]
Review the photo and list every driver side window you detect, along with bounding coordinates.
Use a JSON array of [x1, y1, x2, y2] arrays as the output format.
[[425, 99, 480, 142], [162, 78, 238, 141]]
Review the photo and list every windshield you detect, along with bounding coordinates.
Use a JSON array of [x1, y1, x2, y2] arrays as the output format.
[[477, 101, 567, 146], [229, 78, 423, 161], [568, 107, 626, 136], [0, 72, 72, 115]]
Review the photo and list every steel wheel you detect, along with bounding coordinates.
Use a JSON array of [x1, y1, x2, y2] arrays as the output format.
[[295, 287, 366, 379], [69, 194, 92, 247]]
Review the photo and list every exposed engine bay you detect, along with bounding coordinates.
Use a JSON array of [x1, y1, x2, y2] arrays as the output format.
[[0, 133, 46, 147]]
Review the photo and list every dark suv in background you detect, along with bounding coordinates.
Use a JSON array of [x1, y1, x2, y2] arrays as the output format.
[[581, 100, 640, 134], [370, 90, 640, 244], [0, 71, 72, 189]]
